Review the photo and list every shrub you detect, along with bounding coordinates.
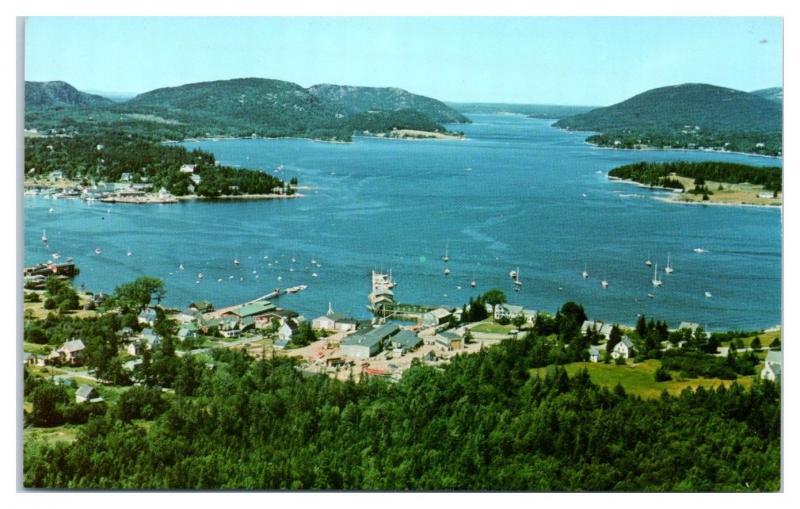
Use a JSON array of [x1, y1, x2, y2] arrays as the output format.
[[655, 366, 672, 382]]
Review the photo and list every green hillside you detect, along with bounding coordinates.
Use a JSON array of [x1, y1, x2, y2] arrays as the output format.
[[25, 78, 464, 142], [309, 84, 469, 123], [554, 84, 782, 155], [26, 81, 114, 109]]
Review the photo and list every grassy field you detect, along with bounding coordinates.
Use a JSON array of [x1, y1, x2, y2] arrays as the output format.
[[24, 425, 80, 446], [471, 321, 515, 334], [531, 359, 756, 399], [24, 292, 100, 320], [668, 175, 781, 206]]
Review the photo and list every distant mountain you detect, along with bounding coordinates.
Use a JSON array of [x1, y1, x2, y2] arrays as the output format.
[[309, 84, 469, 124], [26, 81, 113, 108], [555, 83, 781, 133], [447, 102, 596, 119], [751, 87, 783, 103]]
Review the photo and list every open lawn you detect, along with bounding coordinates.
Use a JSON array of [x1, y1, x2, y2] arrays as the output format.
[[24, 292, 100, 320], [470, 321, 514, 334], [531, 359, 755, 399], [24, 425, 80, 446], [668, 175, 781, 207]]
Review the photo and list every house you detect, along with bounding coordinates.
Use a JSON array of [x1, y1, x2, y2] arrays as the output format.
[[522, 309, 538, 324], [312, 304, 358, 332], [758, 192, 775, 199], [126, 329, 161, 354], [219, 316, 242, 338], [177, 323, 199, 341], [678, 322, 700, 333], [190, 174, 202, 186], [588, 345, 603, 363], [278, 320, 299, 342], [598, 323, 615, 340], [189, 300, 214, 313], [581, 320, 603, 335], [421, 308, 453, 328], [494, 304, 524, 321], [57, 339, 86, 365], [435, 331, 462, 351], [120, 172, 132, 182], [138, 307, 158, 326], [340, 323, 400, 359], [75, 384, 101, 403], [389, 330, 422, 353], [179, 164, 196, 174], [49, 170, 64, 181], [611, 336, 634, 359], [240, 316, 256, 332], [761, 350, 782, 381], [115, 326, 134, 339], [223, 301, 277, 328]]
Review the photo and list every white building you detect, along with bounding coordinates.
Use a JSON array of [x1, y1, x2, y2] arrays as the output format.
[[611, 336, 634, 359], [761, 350, 782, 381]]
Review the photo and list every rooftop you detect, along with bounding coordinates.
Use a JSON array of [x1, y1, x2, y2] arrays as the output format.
[[230, 301, 276, 318]]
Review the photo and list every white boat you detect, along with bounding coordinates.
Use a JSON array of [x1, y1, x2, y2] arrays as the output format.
[[51, 252, 60, 260], [601, 277, 609, 288], [277, 276, 283, 281], [665, 253, 674, 274], [95, 248, 102, 255], [234, 257, 240, 266], [509, 270, 517, 279], [443, 241, 449, 263], [197, 272, 204, 279], [285, 285, 307, 294], [444, 267, 450, 276], [229, 275, 234, 279], [48, 208, 54, 213], [647, 293, 655, 299], [705, 291, 712, 298], [179, 263, 185, 271], [41, 230, 47, 243], [645, 252, 652, 267], [651, 264, 662, 287], [513, 267, 522, 291], [470, 269, 477, 288], [582, 264, 589, 279], [693, 248, 707, 253], [312, 272, 318, 278], [217, 278, 223, 282], [127, 249, 133, 257]]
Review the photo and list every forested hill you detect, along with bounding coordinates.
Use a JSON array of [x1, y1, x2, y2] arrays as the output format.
[[25, 78, 466, 142], [751, 87, 783, 104], [26, 81, 114, 109], [553, 83, 783, 155], [308, 84, 469, 123], [555, 83, 781, 133]]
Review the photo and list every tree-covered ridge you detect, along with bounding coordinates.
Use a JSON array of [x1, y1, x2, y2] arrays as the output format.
[[309, 84, 470, 124], [554, 83, 783, 155], [751, 87, 783, 104], [608, 161, 782, 193], [24, 133, 285, 198], [26, 81, 114, 109], [23, 332, 780, 490], [25, 78, 467, 142]]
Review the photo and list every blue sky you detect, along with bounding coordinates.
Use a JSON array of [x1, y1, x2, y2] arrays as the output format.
[[25, 17, 782, 105]]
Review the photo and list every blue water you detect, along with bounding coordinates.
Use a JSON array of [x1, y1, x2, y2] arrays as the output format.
[[24, 115, 782, 330]]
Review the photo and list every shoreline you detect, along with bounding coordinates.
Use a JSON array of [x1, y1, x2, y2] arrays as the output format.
[[609, 177, 781, 209], [584, 139, 782, 160], [173, 129, 466, 146]]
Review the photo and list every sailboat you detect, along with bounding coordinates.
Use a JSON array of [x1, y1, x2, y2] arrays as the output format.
[[444, 267, 450, 276], [705, 291, 712, 298], [95, 248, 102, 255], [443, 241, 449, 263], [127, 248, 133, 257], [582, 264, 589, 279], [179, 263, 185, 271], [601, 274, 609, 288], [234, 256, 240, 266], [665, 253, 674, 274], [645, 251, 652, 267], [470, 268, 477, 288], [513, 267, 522, 291], [41, 230, 47, 243], [651, 264, 663, 287]]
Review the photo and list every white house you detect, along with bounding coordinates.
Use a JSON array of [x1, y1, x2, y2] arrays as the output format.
[[278, 321, 298, 342], [311, 304, 358, 333], [179, 164, 196, 174], [588, 345, 603, 363], [138, 307, 157, 326], [611, 336, 634, 359], [421, 308, 453, 328], [761, 350, 782, 381], [494, 304, 524, 321]]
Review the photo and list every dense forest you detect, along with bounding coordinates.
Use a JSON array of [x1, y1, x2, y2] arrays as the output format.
[[608, 161, 782, 193], [24, 134, 286, 197], [23, 281, 780, 490], [23, 333, 780, 490]]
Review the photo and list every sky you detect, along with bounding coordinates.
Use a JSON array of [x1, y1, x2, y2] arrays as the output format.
[[24, 17, 783, 105]]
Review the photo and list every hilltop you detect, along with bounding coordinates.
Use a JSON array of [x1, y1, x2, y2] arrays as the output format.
[[309, 84, 469, 124], [25, 78, 467, 142], [26, 81, 114, 109], [554, 84, 782, 156], [751, 87, 783, 103]]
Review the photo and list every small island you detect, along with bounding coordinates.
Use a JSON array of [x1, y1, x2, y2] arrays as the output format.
[[608, 161, 782, 207]]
